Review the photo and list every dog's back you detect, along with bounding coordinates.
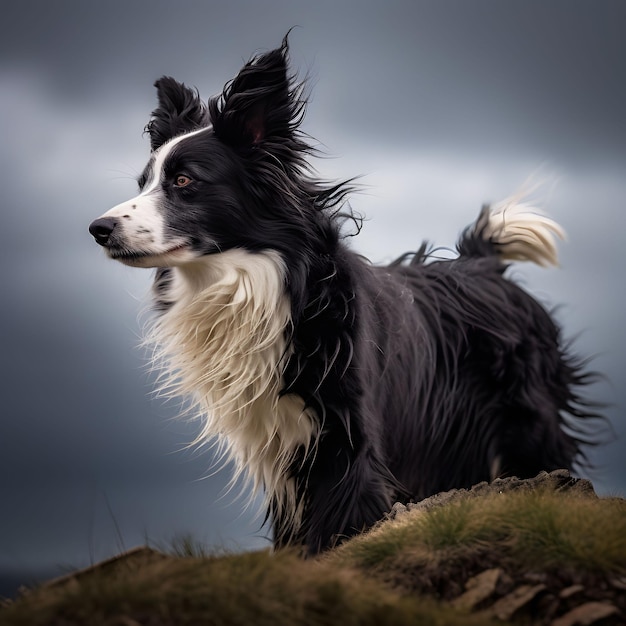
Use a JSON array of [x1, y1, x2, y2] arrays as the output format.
[[375, 219, 587, 497]]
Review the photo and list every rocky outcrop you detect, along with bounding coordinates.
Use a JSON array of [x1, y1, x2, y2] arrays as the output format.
[[389, 469, 597, 520], [390, 470, 623, 625]]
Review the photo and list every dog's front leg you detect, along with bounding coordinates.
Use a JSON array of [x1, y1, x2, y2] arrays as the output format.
[[303, 445, 396, 554]]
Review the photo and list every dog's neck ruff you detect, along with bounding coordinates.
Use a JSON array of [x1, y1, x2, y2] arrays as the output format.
[[148, 249, 316, 519]]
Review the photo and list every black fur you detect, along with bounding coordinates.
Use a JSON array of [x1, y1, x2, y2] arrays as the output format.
[[135, 38, 602, 554]]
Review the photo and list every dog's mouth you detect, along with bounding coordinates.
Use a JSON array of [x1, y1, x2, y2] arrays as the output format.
[[108, 243, 193, 267]]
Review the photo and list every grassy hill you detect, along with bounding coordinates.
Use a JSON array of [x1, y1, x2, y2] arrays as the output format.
[[3, 471, 625, 626]]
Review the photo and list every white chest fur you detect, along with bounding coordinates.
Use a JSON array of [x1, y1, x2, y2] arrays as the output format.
[[146, 249, 316, 524]]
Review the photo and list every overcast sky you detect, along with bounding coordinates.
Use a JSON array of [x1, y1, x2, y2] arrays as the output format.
[[1, 0, 625, 598]]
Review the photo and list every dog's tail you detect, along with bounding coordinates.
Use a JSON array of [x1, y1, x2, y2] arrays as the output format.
[[457, 195, 565, 267]]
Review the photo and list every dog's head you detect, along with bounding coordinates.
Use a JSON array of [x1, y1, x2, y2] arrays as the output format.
[[89, 37, 309, 268]]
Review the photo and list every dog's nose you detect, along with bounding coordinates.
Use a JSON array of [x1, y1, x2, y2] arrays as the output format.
[[89, 217, 118, 246]]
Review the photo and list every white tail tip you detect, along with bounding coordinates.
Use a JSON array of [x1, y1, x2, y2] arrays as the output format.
[[477, 197, 566, 267]]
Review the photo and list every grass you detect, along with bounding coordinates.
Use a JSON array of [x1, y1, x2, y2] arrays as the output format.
[[1, 550, 497, 626], [3, 488, 625, 626], [165, 532, 213, 558], [332, 488, 626, 577]]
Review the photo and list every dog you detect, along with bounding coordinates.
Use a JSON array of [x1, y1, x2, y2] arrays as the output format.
[[89, 36, 599, 554]]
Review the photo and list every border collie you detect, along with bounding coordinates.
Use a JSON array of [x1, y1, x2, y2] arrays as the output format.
[[89, 36, 599, 554]]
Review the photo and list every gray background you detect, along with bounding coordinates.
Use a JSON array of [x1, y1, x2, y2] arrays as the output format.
[[1, 0, 624, 597]]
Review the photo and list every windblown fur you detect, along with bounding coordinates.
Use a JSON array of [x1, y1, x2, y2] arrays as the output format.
[[90, 36, 601, 554]]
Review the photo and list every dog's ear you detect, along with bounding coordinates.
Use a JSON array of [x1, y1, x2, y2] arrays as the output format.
[[146, 77, 207, 151], [209, 36, 303, 150]]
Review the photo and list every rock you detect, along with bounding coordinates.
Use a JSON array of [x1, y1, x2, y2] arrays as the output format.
[[532, 470, 597, 496], [559, 585, 585, 600], [487, 470, 596, 498], [524, 572, 548, 584], [551, 602, 620, 626], [451, 568, 503, 610], [115, 619, 143, 626], [387, 502, 408, 519], [406, 487, 469, 514], [398, 470, 597, 518], [487, 583, 547, 620]]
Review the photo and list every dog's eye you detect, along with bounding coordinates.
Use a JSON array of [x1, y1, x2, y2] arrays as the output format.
[[174, 175, 192, 188]]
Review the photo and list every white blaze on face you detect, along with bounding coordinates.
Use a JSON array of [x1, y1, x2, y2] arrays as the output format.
[[98, 127, 209, 267]]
